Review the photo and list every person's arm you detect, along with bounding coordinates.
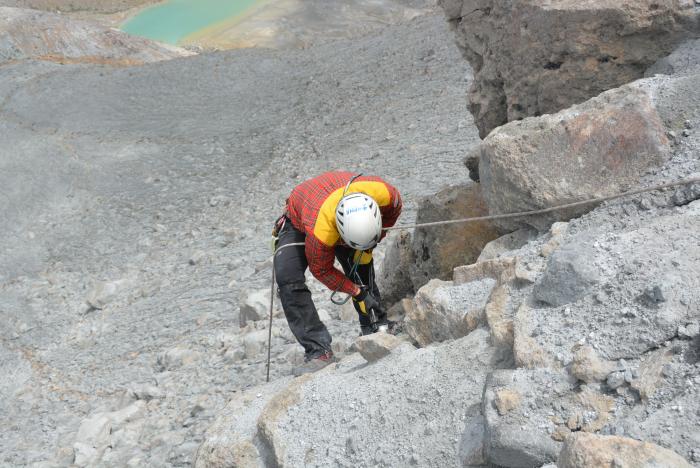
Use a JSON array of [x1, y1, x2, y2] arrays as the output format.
[[306, 235, 360, 296]]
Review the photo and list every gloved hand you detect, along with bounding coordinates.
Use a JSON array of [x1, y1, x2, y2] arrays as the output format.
[[353, 287, 382, 316]]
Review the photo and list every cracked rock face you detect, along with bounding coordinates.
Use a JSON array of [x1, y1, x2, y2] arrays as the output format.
[[476, 82, 671, 231], [439, 0, 700, 137], [559, 432, 692, 468]]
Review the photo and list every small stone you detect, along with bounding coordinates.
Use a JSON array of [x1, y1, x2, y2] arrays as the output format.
[[606, 371, 626, 389], [86, 280, 126, 310], [690, 449, 700, 463], [354, 332, 407, 363], [678, 322, 700, 339], [188, 250, 206, 265], [682, 129, 691, 137], [552, 426, 570, 442], [494, 388, 522, 415], [567, 413, 581, 431], [239, 288, 271, 327], [129, 383, 164, 401]]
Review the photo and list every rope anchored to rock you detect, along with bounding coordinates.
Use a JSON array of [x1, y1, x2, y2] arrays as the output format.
[[266, 176, 700, 381], [383, 176, 700, 231]]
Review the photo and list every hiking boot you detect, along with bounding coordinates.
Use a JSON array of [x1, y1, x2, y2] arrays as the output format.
[[292, 351, 335, 376]]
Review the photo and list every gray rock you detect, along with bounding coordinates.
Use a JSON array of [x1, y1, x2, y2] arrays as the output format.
[[476, 84, 670, 231], [405, 278, 496, 346], [156, 346, 200, 371], [409, 184, 500, 290], [606, 371, 626, 390], [477, 227, 538, 262], [239, 288, 271, 327], [646, 39, 700, 76], [257, 328, 498, 467], [534, 241, 600, 307], [483, 369, 565, 467], [129, 384, 164, 401], [353, 332, 408, 362], [86, 279, 128, 310], [188, 250, 206, 265], [678, 321, 700, 339], [376, 230, 415, 307], [439, 0, 700, 137], [243, 330, 270, 359], [559, 432, 692, 468]]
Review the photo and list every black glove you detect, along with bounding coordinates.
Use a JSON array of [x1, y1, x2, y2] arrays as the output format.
[[353, 287, 382, 316]]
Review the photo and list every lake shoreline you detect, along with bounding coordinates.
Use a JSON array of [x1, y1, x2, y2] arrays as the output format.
[[120, 0, 267, 45]]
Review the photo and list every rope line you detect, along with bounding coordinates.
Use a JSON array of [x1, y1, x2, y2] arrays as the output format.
[[384, 176, 700, 231]]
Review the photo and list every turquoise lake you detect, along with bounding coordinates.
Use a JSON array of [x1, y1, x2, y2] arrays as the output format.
[[121, 0, 261, 44]]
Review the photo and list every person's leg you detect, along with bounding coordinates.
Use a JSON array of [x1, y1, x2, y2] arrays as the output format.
[[274, 220, 332, 359]]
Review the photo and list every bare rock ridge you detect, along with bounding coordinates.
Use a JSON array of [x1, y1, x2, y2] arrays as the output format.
[[0, 7, 190, 64], [438, 0, 700, 137]]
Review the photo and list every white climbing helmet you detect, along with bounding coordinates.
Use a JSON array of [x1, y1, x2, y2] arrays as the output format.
[[335, 192, 382, 251]]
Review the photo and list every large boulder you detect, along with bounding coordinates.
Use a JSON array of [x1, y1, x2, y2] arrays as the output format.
[[525, 210, 700, 365], [0, 7, 190, 65], [476, 84, 670, 231], [194, 378, 293, 468], [483, 369, 616, 467], [558, 432, 692, 468], [404, 277, 496, 347], [409, 183, 500, 290], [438, 0, 700, 137], [257, 328, 499, 467]]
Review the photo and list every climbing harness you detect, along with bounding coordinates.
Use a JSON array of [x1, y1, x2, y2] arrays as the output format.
[[266, 175, 700, 381]]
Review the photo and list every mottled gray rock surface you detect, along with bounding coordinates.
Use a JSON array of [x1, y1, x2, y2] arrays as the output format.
[[256, 328, 500, 467], [439, 0, 700, 136], [476, 83, 671, 231]]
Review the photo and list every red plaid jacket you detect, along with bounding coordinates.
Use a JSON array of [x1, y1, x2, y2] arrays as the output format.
[[286, 171, 402, 295]]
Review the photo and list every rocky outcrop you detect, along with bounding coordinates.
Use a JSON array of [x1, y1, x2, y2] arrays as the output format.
[[409, 183, 500, 289], [198, 328, 500, 467], [404, 277, 495, 346], [0, 7, 190, 65], [194, 378, 292, 468], [559, 433, 692, 468], [439, 0, 700, 137], [476, 83, 670, 231], [647, 38, 700, 76]]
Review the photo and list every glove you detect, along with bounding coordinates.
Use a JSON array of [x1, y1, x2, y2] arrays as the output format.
[[353, 287, 382, 316]]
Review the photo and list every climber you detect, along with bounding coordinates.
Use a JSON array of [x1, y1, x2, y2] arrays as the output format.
[[272, 171, 402, 375]]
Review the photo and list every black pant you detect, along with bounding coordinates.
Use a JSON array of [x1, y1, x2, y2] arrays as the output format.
[[274, 219, 385, 359]]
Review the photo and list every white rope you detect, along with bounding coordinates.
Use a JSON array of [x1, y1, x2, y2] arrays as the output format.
[[384, 176, 700, 231]]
